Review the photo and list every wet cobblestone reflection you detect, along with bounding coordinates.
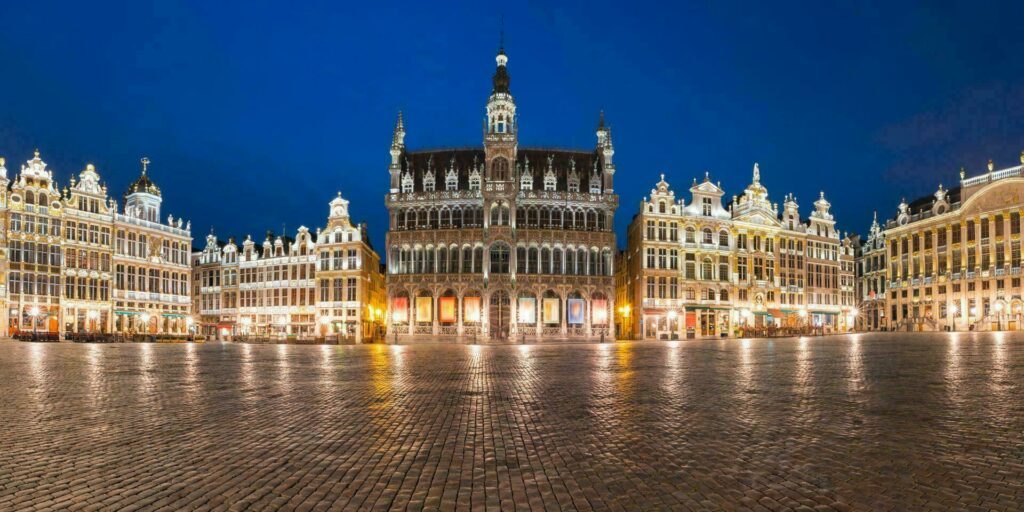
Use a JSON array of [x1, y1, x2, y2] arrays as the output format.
[[1, 333, 1023, 510]]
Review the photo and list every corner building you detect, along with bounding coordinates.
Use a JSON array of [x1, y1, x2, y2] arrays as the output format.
[[0, 151, 192, 337], [879, 154, 1024, 331], [385, 48, 618, 342], [621, 167, 856, 340]]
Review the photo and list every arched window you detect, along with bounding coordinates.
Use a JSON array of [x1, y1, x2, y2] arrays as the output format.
[[659, 201, 666, 213], [472, 246, 484, 273], [553, 247, 563, 274], [702, 228, 713, 244], [489, 243, 510, 273], [491, 157, 510, 181], [719, 230, 729, 247], [685, 227, 696, 243], [528, 247, 539, 274], [702, 257, 714, 280]]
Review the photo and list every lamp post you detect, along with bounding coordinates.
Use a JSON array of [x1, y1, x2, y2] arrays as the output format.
[[87, 310, 99, 335], [798, 308, 808, 335], [994, 302, 1004, 331], [667, 309, 678, 340], [29, 306, 40, 339], [848, 309, 858, 333], [970, 306, 977, 331], [949, 304, 958, 332], [140, 312, 151, 339], [618, 304, 631, 340]]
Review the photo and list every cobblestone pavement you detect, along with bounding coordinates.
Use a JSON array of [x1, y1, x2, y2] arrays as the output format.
[[1, 333, 1023, 511]]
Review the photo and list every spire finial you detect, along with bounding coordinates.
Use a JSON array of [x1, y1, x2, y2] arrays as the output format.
[[140, 156, 150, 174], [753, 162, 760, 183], [988, 159, 994, 172], [34, 148, 40, 158], [499, 14, 505, 53], [598, 110, 605, 130]]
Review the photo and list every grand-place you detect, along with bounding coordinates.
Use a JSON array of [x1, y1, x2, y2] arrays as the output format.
[[3, 47, 1024, 342]]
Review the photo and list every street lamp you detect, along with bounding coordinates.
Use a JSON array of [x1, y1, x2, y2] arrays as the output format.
[[994, 302, 1004, 331], [618, 304, 631, 339], [87, 310, 99, 334], [667, 309, 677, 340], [949, 304, 958, 331], [798, 308, 808, 335], [29, 306, 40, 338]]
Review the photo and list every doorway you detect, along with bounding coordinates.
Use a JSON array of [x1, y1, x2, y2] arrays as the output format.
[[489, 291, 510, 341]]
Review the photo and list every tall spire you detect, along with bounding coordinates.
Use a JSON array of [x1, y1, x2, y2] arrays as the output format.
[[492, 28, 510, 94], [392, 110, 406, 146]]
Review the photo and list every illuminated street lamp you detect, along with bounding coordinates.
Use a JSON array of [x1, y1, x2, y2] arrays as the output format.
[[994, 302, 1004, 331], [139, 312, 152, 337], [618, 304, 631, 339], [29, 306, 41, 337], [949, 304, 959, 331], [667, 309, 677, 339], [798, 308, 808, 334], [87, 310, 100, 334]]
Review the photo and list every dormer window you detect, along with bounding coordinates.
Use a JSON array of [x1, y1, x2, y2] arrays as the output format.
[[568, 174, 579, 193], [446, 169, 458, 191], [702, 197, 712, 216], [401, 172, 413, 193], [423, 172, 435, 192], [469, 170, 481, 191], [544, 170, 557, 191], [520, 171, 533, 190]]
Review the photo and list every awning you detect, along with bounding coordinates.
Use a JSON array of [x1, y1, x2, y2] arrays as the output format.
[[162, 313, 186, 318], [114, 311, 138, 316]]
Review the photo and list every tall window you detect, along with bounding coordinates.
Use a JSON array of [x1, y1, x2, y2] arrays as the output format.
[[489, 243, 509, 273], [491, 157, 509, 181]]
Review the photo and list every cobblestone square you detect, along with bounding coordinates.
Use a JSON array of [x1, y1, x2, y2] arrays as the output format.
[[1, 333, 1023, 511]]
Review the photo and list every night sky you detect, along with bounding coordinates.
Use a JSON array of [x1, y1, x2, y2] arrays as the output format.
[[2, 1, 1024, 251]]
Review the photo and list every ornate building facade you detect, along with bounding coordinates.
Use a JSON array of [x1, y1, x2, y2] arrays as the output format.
[[384, 47, 618, 342], [876, 154, 1024, 331], [0, 151, 192, 337], [620, 166, 856, 340], [855, 214, 888, 331], [192, 193, 384, 343]]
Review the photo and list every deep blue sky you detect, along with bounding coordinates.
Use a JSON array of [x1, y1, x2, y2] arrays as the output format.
[[2, 1, 1024, 250]]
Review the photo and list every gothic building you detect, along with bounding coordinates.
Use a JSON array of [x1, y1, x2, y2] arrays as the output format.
[[192, 192, 384, 342], [385, 47, 618, 342], [873, 153, 1024, 331], [620, 166, 857, 340], [0, 151, 192, 337]]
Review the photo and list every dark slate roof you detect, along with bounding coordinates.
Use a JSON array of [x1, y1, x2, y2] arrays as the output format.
[[400, 147, 602, 193], [903, 185, 962, 217]]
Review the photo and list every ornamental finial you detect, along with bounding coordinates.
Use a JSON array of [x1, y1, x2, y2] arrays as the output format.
[[34, 148, 40, 158], [141, 156, 150, 174], [988, 159, 994, 172]]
